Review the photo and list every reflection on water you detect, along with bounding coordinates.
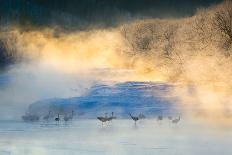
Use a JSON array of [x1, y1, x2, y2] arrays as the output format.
[[0, 119, 231, 155]]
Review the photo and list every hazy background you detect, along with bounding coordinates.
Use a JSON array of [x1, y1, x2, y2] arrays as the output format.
[[0, 0, 232, 122], [1, 2, 232, 155]]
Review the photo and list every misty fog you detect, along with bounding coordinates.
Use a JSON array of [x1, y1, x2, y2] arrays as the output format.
[[0, 1, 232, 155]]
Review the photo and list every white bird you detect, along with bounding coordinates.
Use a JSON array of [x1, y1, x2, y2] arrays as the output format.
[[172, 116, 181, 124], [138, 113, 146, 119]]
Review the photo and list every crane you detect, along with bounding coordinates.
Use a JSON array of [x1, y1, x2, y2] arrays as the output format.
[[55, 114, 60, 122], [97, 113, 108, 126], [129, 113, 139, 125], [64, 110, 74, 121], [172, 116, 180, 124]]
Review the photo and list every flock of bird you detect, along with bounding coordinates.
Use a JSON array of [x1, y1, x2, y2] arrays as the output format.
[[42, 110, 74, 123], [23, 111, 181, 126], [97, 112, 181, 126], [130, 113, 181, 125]]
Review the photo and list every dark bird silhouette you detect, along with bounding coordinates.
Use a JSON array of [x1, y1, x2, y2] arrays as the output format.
[[129, 113, 139, 125], [172, 116, 181, 124], [157, 111, 163, 121], [157, 115, 163, 121], [43, 111, 51, 121], [97, 113, 108, 126], [55, 114, 60, 122], [64, 110, 74, 121]]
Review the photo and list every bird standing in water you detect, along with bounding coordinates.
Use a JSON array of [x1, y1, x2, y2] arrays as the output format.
[[64, 110, 74, 122], [97, 113, 108, 126], [172, 116, 181, 124], [129, 113, 139, 125], [55, 114, 60, 124]]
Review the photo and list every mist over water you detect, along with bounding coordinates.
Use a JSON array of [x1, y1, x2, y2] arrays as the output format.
[[0, 119, 231, 155], [1, 1, 232, 155]]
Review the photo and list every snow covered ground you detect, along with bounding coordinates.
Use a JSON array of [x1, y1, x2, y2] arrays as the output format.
[[0, 118, 231, 155]]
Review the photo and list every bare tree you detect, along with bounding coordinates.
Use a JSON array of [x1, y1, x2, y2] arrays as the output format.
[[132, 22, 155, 53], [120, 21, 159, 57], [214, 1, 232, 52], [0, 35, 17, 68], [192, 8, 215, 51], [121, 25, 136, 53], [163, 24, 178, 56]]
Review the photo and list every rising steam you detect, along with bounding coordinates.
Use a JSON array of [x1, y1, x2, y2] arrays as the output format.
[[0, 1, 232, 121]]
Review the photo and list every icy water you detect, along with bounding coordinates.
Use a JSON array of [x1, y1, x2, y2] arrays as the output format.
[[0, 119, 231, 155]]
